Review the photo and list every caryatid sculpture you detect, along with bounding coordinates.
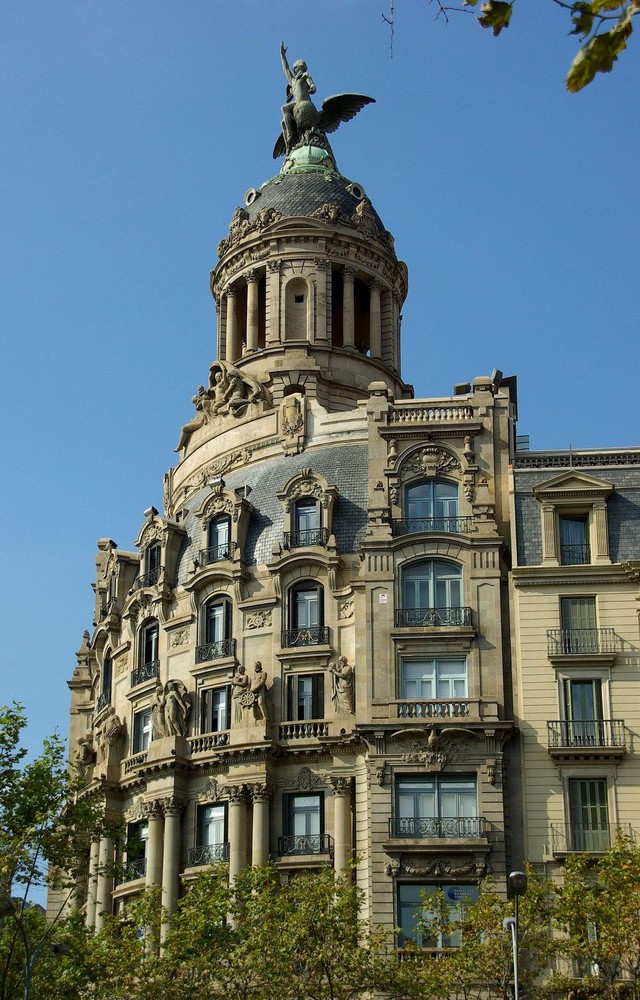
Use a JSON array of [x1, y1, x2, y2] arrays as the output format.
[[274, 42, 375, 159]]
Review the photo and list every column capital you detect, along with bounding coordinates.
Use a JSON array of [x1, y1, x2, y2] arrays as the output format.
[[267, 260, 281, 273], [226, 284, 239, 299], [161, 796, 187, 817], [245, 269, 260, 284], [248, 782, 272, 803], [329, 775, 353, 797], [315, 258, 331, 270], [369, 278, 383, 292], [142, 799, 164, 819], [343, 265, 357, 281], [227, 783, 248, 803]]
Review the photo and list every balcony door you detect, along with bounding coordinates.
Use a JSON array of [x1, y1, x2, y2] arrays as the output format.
[[405, 480, 458, 530], [563, 679, 603, 746], [560, 597, 597, 653], [568, 778, 610, 851]]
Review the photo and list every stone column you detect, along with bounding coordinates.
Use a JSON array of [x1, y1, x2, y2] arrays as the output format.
[[369, 280, 382, 359], [161, 797, 185, 940], [342, 266, 356, 350], [228, 785, 247, 882], [245, 270, 260, 353], [94, 835, 114, 931], [266, 260, 281, 346], [145, 800, 164, 888], [593, 502, 611, 562], [314, 258, 330, 343], [86, 837, 100, 929], [249, 784, 272, 868], [330, 777, 353, 877], [226, 286, 240, 362]]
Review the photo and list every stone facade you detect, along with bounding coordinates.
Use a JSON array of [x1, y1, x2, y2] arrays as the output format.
[[61, 125, 520, 947]]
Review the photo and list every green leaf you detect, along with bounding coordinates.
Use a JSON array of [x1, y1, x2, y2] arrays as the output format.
[[566, 16, 633, 91], [478, 1, 513, 36], [570, 2, 594, 37]]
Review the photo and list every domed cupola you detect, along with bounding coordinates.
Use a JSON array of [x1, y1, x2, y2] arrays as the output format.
[[210, 45, 409, 411]]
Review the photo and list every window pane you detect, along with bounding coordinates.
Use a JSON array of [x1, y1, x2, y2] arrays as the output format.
[[294, 588, 319, 627], [209, 517, 230, 550], [401, 659, 467, 700], [201, 804, 225, 845], [561, 597, 596, 631], [206, 603, 225, 643], [295, 501, 319, 532], [290, 794, 321, 836]]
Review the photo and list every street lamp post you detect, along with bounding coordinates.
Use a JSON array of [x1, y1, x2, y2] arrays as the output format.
[[504, 869, 527, 1000]]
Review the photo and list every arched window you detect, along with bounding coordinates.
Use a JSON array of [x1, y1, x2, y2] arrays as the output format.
[[132, 619, 159, 686], [196, 598, 234, 663], [205, 515, 232, 563], [97, 651, 113, 712], [282, 581, 328, 647], [404, 480, 459, 532], [399, 561, 469, 627]]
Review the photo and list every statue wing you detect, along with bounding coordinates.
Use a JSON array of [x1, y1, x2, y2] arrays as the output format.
[[318, 94, 375, 135], [273, 132, 287, 159]]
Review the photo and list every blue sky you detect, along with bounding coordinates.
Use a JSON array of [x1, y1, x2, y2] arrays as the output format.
[[1, 1, 638, 766]]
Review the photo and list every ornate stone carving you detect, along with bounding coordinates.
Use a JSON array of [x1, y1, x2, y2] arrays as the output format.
[[125, 796, 148, 822], [170, 627, 190, 648], [329, 657, 355, 714], [312, 205, 342, 225], [198, 777, 222, 803], [329, 776, 353, 797], [227, 784, 247, 803], [161, 796, 187, 817], [401, 445, 461, 479], [245, 609, 272, 630], [75, 736, 96, 780], [352, 198, 379, 239], [375, 762, 387, 786], [283, 766, 322, 791], [217, 204, 285, 257], [280, 392, 306, 456], [249, 783, 273, 803], [338, 599, 354, 621], [208, 360, 267, 417], [151, 680, 191, 738], [395, 855, 487, 877]]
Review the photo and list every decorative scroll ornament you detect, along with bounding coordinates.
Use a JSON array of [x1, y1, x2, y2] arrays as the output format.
[[217, 206, 284, 256], [198, 777, 222, 803], [170, 627, 190, 648], [245, 609, 272, 630], [338, 599, 354, 621], [125, 796, 148, 822], [401, 445, 461, 479], [387, 855, 487, 878], [282, 766, 322, 791]]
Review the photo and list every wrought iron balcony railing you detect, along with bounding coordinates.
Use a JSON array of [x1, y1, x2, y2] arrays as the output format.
[[198, 541, 238, 566], [187, 842, 230, 867], [389, 816, 486, 839], [395, 607, 472, 628], [195, 638, 236, 664], [397, 700, 471, 720], [279, 721, 330, 740], [560, 543, 591, 565], [547, 628, 619, 656], [278, 833, 333, 857], [130, 659, 160, 688], [549, 823, 633, 854], [284, 527, 329, 548], [280, 626, 331, 648], [115, 857, 147, 886], [99, 598, 117, 620], [131, 566, 162, 591], [96, 689, 111, 714], [391, 516, 473, 537], [547, 719, 626, 749]]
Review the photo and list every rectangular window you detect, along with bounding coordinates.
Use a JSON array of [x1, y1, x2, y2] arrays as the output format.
[[133, 709, 152, 753], [287, 674, 324, 720], [560, 597, 597, 653], [397, 883, 479, 948], [282, 793, 324, 854], [198, 803, 226, 847], [563, 679, 604, 746], [146, 542, 161, 574], [568, 778, 610, 851], [200, 686, 231, 733], [559, 515, 590, 565], [394, 776, 478, 838], [400, 659, 467, 700]]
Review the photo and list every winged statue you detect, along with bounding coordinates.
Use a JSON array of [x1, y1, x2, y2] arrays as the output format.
[[273, 42, 375, 159]]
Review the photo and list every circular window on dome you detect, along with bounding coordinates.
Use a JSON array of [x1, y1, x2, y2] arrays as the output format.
[[244, 188, 259, 206], [346, 182, 366, 201]]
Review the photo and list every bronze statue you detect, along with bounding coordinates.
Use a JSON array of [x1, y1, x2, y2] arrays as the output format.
[[274, 42, 375, 159]]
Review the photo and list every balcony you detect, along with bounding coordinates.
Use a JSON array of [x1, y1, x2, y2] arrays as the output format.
[[280, 626, 331, 648], [195, 638, 236, 664], [123, 752, 148, 774], [560, 543, 591, 565], [187, 842, 230, 867], [284, 528, 329, 548], [547, 719, 626, 758], [115, 858, 146, 886], [198, 541, 237, 566], [278, 833, 333, 858], [130, 659, 159, 687], [96, 689, 111, 714], [188, 731, 230, 753], [549, 823, 633, 856], [279, 720, 330, 740], [99, 598, 117, 620], [547, 628, 619, 657], [388, 817, 487, 839], [396, 700, 472, 720], [391, 516, 473, 537], [131, 566, 162, 591], [395, 607, 472, 628]]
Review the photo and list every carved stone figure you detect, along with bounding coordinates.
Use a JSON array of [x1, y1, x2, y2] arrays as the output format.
[[329, 656, 355, 714], [174, 385, 213, 452], [151, 680, 166, 740], [208, 360, 265, 416], [75, 736, 96, 778], [273, 42, 375, 158], [231, 664, 250, 723], [250, 661, 270, 723], [164, 680, 190, 737]]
